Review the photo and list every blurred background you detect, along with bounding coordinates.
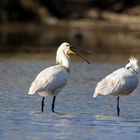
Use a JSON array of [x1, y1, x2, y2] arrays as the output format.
[[0, 2, 140, 140], [0, 0, 140, 54]]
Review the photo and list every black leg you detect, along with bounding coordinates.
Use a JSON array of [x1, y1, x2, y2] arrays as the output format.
[[52, 96, 56, 112], [117, 96, 120, 116], [41, 97, 45, 112]]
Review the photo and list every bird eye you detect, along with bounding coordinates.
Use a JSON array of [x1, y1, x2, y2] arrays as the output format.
[[127, 66, 130, 69], [69, 46, 74, 51]]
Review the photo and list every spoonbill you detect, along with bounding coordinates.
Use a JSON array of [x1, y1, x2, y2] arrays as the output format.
[[93, 57, 139, 116], [28, 42, 91, 112]]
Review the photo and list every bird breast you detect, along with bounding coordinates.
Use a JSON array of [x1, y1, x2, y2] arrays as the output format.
[[29, 65, 69, 96], [95, 68, 138, 96]]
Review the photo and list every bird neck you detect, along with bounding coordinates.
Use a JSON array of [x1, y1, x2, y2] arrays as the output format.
[[56, 51, 71, 72]]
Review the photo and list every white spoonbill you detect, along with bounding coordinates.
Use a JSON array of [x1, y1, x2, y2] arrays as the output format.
[[28, 42, 91, 112], [93, 57, 139, 116]]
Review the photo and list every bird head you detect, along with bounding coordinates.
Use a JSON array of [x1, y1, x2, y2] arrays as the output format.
[[125, 57, 139, 73], [56, 42, 73, 65], [56, 42, 92, 65]]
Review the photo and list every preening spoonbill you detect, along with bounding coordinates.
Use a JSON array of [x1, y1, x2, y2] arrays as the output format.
[[93, 57, 139, 116], [28, 42, 91, 112]]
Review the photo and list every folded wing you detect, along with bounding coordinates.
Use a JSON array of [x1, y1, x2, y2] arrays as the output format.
[[94, 68, 138, 97], [28, 65, 69, 95]]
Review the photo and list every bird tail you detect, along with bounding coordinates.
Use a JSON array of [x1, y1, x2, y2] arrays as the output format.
[[28, 90, 35, 95], [93, 92, 100, 98], [28, 86, 36, 95]]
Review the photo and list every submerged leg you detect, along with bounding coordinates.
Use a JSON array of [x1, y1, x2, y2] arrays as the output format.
[[41, 97, 45, 112], [117, 96, 120, 116], [52, 96, 56, 112]]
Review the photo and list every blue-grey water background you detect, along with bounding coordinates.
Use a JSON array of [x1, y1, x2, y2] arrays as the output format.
[[0, 54, 140, 140]]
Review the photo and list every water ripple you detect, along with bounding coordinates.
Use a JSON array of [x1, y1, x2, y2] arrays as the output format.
[[0, 57, 140, 140]]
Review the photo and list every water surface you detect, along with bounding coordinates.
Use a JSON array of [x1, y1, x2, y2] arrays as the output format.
[[0, 54, 140, 140]]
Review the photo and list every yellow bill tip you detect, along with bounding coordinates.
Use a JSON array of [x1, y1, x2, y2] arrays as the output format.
[[67, 49, 75, 55]]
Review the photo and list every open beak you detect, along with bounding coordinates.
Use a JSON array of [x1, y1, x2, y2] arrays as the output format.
[[71, 46, 94, 54], [70, 47, 93, 64], [67, 49, 75, 55]]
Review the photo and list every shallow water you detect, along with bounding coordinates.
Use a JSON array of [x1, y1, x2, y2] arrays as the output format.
[[0, 54, 140, 140]]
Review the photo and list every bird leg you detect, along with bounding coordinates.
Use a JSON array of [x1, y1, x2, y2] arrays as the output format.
[[52, 96, 56, 112], [41, 97, 45, 112], [117, 96, 120, 116]]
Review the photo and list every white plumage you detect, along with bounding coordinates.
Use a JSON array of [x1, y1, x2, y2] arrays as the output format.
[[28, 42, 74, 112], [93, 57, 139, 115], [28, 42, 90, 112], [28, 65, 68, 96]]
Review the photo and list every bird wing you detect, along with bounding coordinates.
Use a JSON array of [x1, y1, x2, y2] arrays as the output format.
[[94, 68, 138, 96], [95, 74, 120, 96], [28, 65, 69, 95]]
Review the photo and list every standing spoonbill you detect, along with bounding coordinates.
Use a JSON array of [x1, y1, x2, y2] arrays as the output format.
[[93, 57, 139, 116], [28, 42, 91, 112]]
